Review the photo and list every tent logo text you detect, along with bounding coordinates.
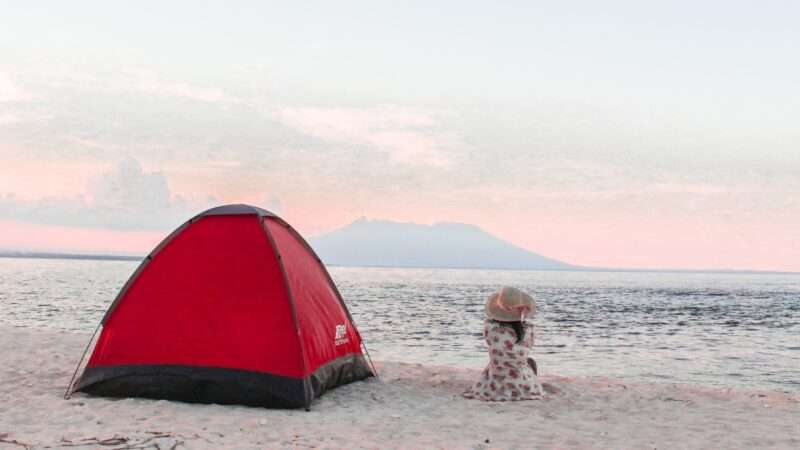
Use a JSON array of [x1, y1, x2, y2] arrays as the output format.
[[334, 324, 349, 346]]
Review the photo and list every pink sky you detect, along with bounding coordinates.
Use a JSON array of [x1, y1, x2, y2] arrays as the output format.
[[1, 138, 797, 272], [1, 211, 797, 272], [1, 164, 797, 272], [2, 3, 799, 272], [0, 220, 163, 255]]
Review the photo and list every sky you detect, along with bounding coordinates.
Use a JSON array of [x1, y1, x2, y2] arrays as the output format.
[[1, 1, 798, 271]]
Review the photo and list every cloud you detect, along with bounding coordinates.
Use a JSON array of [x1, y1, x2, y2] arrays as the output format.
[[89, 157, 172, 215], [125, 70, 232, 103], [0, 113, 21, 126], [262, 194, 283, 215], [0, 158, 216, 230], [26, 67, 233, 103], [0, 73, 31, 102], [276, 106, 457, 167]]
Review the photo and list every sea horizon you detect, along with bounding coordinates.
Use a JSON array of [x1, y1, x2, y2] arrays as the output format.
[[2, 250, 797, 276]]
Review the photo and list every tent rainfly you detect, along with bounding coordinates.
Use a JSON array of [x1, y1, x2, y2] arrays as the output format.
[[66, 204, 375, 409]]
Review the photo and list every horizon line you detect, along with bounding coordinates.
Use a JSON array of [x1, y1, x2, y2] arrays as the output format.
[[1, 251, 797, 276]]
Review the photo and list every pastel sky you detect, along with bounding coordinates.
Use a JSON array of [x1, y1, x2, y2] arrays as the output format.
[[1, 1, 798, 271]]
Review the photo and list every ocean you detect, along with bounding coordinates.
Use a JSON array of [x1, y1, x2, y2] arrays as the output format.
[[1, 257, 798, 393]]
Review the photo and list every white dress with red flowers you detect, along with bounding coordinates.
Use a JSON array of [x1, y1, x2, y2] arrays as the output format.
[[463, 320, 543, 401]]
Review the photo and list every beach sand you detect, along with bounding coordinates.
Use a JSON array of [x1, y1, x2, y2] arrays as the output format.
[[1, 326, 798, 449]]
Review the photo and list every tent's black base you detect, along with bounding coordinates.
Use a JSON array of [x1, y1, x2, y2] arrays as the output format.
[[74, 354, 373, 409]]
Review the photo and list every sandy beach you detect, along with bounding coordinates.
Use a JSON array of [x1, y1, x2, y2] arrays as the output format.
[[1, 326, 798, 449]]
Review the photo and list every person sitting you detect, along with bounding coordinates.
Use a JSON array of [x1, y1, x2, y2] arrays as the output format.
[[463, 286, 544, 401]]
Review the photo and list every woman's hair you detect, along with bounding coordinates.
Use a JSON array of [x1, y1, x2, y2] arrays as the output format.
[[493, 320, 526, 344]]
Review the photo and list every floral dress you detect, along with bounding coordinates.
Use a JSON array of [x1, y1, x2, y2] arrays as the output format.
[[463, 320, 543, 401]]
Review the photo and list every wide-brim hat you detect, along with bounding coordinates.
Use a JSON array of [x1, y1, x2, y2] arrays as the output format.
[[485, 286, 536, 322]]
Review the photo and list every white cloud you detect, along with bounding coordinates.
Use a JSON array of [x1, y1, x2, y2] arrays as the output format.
[[0, 158, 216, 230], [0, 113, 20, 126], [126, 70, 232, 103], [89, 157, 172, 215], [20, 67, 234, 104], [262, 194, 283, 215], [0, 73, 31, 102], [276, 106, 457, 168]]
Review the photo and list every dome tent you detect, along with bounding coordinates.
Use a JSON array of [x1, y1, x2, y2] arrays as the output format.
[[66, 204, 374, 409]]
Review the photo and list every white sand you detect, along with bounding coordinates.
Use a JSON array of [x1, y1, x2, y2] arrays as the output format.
[[1, 326, 798, 449]]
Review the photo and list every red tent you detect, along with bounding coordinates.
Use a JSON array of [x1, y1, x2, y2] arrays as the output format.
[[67, 204, 374, 409]]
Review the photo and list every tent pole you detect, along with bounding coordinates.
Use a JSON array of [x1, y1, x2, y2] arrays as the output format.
[[63, 321, 102, 399], [261, 217, 314, 409], [361, 341, 380, 381]]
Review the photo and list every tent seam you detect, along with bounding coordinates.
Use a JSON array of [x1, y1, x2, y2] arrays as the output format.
[[261, 216, 313, 409]]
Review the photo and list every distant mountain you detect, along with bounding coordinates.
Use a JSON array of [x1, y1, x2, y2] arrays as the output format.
[[309, 218, 576, 270]]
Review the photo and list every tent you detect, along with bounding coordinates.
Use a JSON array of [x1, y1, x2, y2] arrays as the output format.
[[66, 204, 375, 409]]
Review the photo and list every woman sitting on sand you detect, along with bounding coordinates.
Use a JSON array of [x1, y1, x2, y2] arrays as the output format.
[[463, 286, 543, 401]]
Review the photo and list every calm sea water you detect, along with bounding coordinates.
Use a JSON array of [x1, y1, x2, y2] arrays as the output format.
[[1, 257, 798, 392]]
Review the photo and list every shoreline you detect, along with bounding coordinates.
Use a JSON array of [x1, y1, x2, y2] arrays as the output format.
[[1, 326, 798, 449]]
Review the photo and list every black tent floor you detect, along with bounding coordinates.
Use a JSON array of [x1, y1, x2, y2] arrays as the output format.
[[74, 353, 374, 409]]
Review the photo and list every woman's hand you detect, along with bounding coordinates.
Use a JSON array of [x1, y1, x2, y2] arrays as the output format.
[[527, 357, 538, 375]]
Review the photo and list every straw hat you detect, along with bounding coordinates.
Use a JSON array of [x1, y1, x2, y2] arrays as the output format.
[[485, 286, 536, 322]]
